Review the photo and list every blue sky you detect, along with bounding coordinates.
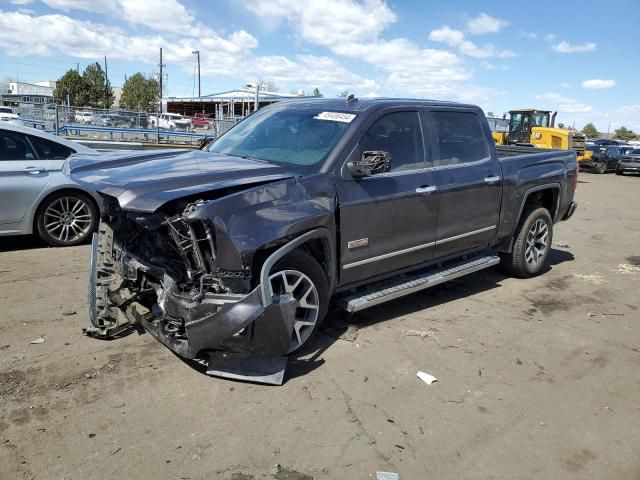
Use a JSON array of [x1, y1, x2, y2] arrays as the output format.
[[0, 0, 638, 131]]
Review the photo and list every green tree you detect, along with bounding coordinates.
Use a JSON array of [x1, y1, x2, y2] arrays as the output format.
[[613, 126, 637, 141], [82, 63, 113, 108], [119, 73, 160, 111], [53, 69, 87, 106], [312, 88, 323, 97], [337, 89, 349, 98], [581, 122, 599, 138]]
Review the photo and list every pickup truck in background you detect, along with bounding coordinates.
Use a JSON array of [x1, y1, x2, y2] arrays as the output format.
[[157, 113, 192, 131], [71, 98, 578, 384], [191, 113, 212, 129]]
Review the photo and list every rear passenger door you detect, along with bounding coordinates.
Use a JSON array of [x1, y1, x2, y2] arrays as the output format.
[[426, 110, 502, 259]]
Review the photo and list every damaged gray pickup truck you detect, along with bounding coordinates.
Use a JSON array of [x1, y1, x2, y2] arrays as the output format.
[[71, 98, 578, 384]]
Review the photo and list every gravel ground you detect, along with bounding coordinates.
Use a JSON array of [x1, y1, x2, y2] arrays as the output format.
[[1, 172, 639, 480]]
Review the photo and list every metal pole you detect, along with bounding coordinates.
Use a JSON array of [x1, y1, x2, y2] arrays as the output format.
[[54, 103, 59, 136], [197, 51, 201, 98], [158, 47, 163, 144], [254, 82, 259, 111]]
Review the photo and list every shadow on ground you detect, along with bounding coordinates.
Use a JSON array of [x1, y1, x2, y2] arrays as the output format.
[[88, 248, 575, 384], [0, 235, 50, 252]]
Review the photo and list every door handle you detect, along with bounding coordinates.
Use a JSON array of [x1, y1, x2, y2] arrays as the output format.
[[484, 175, 500, 184], [416, 185, 437, 195], [24, 166, 43, 175]]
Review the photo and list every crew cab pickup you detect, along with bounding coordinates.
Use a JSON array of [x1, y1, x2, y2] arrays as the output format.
[[71, 98, 578, 384]]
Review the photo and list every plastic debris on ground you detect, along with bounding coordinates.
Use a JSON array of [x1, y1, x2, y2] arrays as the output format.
[[416, 370, 438, 385], [377, 472, 399, 480]]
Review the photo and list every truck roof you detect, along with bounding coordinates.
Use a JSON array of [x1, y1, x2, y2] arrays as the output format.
[[274, 97, 476, 112]]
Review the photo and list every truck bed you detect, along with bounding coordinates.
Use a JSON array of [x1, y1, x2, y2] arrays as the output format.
[[496, 144, 558, 157]]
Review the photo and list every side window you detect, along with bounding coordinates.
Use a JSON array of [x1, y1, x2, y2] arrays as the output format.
[[431, 111, 489, 166], [359, 112, 425, 172], [0, 132, 37, 161], [28, 136, 74, 159]]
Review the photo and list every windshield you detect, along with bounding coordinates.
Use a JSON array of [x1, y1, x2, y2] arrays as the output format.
[[631, 149, 640, 155], [207, 107, 355, 169], [530, 112, 550, 127]]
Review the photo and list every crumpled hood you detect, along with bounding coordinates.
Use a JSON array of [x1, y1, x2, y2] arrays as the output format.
[[68, 149, 298, 212]]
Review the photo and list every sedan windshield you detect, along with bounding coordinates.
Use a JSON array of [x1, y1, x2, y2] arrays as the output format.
[[207, 107, 355, 169]]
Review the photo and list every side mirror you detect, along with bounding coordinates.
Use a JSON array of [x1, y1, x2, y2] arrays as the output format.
[[347, 151, 391, 178]]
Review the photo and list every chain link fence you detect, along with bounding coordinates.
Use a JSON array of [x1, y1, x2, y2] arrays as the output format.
[[10, 103, 241, 147]]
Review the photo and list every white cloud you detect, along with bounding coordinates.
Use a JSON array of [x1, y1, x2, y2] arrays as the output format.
[[519, 31, 537, 40], [245, 0, 396, 48], [483, 62, 510, 71], [459, 40, 515, 59], [429, 26, 515, 58], [544, 33, 556, 41], [0, 8, 372, 96], [467, 13, 508, 35], [244, 0, 484, 102], [535, 92, 592, 114], [10, 0, 33, 4], [581, 79, 615, 89], [428, 26, 464, 46], [618, 105, 640, 115], [42, 0, 195, 34], [552, 41, 596, 53]]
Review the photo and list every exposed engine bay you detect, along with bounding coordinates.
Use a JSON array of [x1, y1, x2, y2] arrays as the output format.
[[85, 195, 306, 383]]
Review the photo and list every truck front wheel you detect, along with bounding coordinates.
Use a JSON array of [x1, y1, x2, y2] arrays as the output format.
[[269, 250, 329, 354], [500, 206, 553, 278]]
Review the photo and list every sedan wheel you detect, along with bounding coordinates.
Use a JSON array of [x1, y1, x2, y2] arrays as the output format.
[[37, 192, 98, 246]]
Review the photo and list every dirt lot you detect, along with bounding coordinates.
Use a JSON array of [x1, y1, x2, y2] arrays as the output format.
[[1, 173, 639, 480]]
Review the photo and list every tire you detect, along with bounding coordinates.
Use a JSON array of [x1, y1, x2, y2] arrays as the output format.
[[269, 250, 329, 354], [616, 168, 624, 176], [36, 191, 98, 247], [595, 162, 607, 174], [500, 205, 553, 278]]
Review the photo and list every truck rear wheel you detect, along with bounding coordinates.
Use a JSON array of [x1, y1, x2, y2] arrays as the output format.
[[269, 250, 329, 354], [500, 205, 553, 278]]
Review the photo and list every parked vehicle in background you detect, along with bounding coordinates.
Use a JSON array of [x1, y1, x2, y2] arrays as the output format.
[[591, 138, 627, 146], [191, 113, 212, 129], [582, 144, 634, 174], [0, 106, 14, 114], [158, 113, 191, 131], [616, 148, 640, 175], [75, 111, 93, 124], [0, 112, 25, 126], [0, 123, 102, 246], [72, 98, 578, 383]]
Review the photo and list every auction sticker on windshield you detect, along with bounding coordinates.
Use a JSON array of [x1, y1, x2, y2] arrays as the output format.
[[313, 112, 356, 123]]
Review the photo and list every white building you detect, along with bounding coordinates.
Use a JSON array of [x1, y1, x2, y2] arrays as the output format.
[[1, 81, 54, 106]]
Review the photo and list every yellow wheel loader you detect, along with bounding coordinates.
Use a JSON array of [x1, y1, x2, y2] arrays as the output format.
[[492, 109, 592, 163]]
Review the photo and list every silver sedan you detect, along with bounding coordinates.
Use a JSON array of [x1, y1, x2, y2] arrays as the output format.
[[0, 124, 102, 246]]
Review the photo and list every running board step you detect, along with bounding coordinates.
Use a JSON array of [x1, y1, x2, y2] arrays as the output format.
[[338, 254, 500, 313]]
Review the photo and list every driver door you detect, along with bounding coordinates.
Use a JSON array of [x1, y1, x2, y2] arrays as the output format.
[[335, 110, 439, 285]]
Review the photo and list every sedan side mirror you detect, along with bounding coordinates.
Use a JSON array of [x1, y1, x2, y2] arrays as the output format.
[[347, 150, 391, 178]]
